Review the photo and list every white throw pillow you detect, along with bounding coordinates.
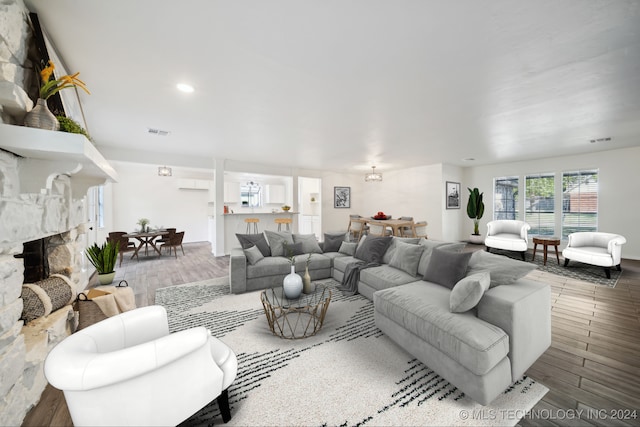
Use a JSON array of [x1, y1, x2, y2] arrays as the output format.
[[449, 272, 491, 313]]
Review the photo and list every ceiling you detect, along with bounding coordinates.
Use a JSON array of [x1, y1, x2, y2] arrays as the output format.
[[25, 0, 640, 173]]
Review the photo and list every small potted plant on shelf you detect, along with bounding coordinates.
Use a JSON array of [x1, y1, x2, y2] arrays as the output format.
[[467, 187, 485, 244], [85, 241, 119, 285]]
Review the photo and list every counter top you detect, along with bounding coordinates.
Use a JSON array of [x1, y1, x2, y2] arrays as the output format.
[[224, 212, 298, 215]]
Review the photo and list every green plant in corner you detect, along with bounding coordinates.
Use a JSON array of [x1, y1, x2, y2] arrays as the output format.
[[85, 241, 119, 274], [466, 187, 485, 235], [56, 115, 92, 141]]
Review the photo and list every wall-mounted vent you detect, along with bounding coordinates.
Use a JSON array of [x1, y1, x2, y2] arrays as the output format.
[[148, 128, 171, 136], [589, 137, 612, 144]]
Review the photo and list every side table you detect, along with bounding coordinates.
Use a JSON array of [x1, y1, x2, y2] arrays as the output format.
[[532, 236, 561, 266]]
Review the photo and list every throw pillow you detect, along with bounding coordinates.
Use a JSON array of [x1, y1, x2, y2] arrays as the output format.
[[236, 233, 271, 257], [417, 240, 466, 276], [323, 232, 347, 253], [243, 244, 264, 265], [338, 241, 357, 256], [382, 237, 420, 264], [465, 250, 537, 288], [423, 247, 472, 289], [264, 230, 294, 257], [450, 272, 491, 313], [284, 241, 305, 257], [293, 234, 323, 254], [355, 236, 393, 264], [389, 241, 425, 277]]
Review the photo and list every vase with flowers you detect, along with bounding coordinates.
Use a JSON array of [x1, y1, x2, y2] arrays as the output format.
[[282, 243, 303, 299], [24, 60, 90, 131], [137, 218, 150, 232]]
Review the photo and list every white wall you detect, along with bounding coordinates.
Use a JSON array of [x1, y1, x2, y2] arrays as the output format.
[[462, 146, 640, 259], [102, 161, 212, 243]]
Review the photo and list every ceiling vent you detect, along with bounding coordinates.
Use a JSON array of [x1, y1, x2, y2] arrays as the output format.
[[148, 128, 171, 136], [589, 137, 611, 144]]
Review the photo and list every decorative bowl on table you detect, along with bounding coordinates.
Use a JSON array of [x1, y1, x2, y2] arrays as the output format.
[[282, 205, 291, 211], [372, 211, 391, 220]]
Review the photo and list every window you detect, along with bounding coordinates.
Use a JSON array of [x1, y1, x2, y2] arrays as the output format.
[[562, 170, 598, 238], [493, 176, 519, 220], [525, 173, 555, 236]]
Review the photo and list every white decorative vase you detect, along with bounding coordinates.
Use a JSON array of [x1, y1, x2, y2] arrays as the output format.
[[469, 234, 485, 245], [302, 266, 314, 294], [24, 98, 60, 130], [283, 265, 303, 299]]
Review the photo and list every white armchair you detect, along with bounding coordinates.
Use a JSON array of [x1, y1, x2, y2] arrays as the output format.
[[484, 220, 531, 260], [44, 305, 237, 426], [562, 232, 626, 278]]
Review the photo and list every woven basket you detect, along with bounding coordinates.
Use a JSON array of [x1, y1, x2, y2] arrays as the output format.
[[75, 280, 129, 330]]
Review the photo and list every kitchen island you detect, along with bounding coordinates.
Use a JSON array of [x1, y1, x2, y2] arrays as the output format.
[[223, 211, 299, 254]]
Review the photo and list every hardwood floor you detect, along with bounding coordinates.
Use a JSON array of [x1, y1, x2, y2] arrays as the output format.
[[22, 243, 640, 426]]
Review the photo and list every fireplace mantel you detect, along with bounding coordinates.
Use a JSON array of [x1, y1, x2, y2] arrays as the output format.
[[0, 124, 118, 198]]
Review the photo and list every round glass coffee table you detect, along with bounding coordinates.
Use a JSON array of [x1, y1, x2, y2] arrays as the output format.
[[260, 286, 331, 339]]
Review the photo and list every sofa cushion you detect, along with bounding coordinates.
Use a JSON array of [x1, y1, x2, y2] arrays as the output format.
[[360, 265, 417, 291], [338, 242, 357, 256], [389, 241, 424, 277], [293, 253, 332, 271], [423, 247, 472, 289], [465, 250, 537, 288], [450, 272, 490, 313], [333, 255, 360, 273], [264, 230, 294, 257], [383, 237, 420, 264], [236, 233, 271, 257], [374, 281, 509, 375], [293, 234, 323, 254], [417, 240, 466, 276], [243, 245, 264, 265], [355, 235, 393, 264], [323, 232, 348, 252], [246, 256, 291, 279], [322, 252, 349, 263]]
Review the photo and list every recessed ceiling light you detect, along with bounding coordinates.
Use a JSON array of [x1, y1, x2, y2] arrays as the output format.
[[176, 83, 194, 93]]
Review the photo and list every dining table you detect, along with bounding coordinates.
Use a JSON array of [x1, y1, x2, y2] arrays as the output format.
[[366, 218, 416, 237], [123, 230, 168, 258]]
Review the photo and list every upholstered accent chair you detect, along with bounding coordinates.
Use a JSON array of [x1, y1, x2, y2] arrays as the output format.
[[562, 232, 627, 278], [484, 220, 531, 260], [44, 306, 237, 426]]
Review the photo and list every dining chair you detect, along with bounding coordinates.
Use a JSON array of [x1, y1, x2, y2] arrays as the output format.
[[157, 228, 176, 245], [347, 218, 367, 241], [368, 223, 392, 237], [107, 235, 138, 266], [413, 221, 428, 238], [161, 231, 185, 258], [398, 216, 414, 237], [108, 231, 135, 248]]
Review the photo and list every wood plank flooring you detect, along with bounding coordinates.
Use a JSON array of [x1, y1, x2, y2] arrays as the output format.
[[22, 243, 640, 426]]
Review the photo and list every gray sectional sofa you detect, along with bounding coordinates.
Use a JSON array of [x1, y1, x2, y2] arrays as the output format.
[[229, 232, 551, 405]]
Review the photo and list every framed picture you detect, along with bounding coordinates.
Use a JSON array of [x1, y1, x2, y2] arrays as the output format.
[[446, 181, 461, 209], [334, 186, 351, 208]]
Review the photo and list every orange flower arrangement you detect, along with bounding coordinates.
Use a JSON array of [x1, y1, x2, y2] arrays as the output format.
[[39, 60, 90, 100]]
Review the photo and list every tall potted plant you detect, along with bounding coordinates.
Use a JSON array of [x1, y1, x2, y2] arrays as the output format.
[[85, 241, 119, 285], [467, 187, 485, 244]]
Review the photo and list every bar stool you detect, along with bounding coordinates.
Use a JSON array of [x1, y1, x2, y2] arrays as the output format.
[[275, 218, 292, 231], [244, 218, 260, 233]]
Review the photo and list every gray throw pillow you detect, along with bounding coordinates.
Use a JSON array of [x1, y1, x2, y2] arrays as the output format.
[[382, 237, 420, 264], [465, 250, 537, 288], [338, 241, 357, 256], [243, 245, 264, 265], [323, 232, 347, 252], [264, 230, 294, 257], [417, 240, 466, 276], [389, 241, 425, 277], [293, 234, 323, 254], [355, 236, 393, 264], [236, 233, 271, 257], [450, 272, 490, 313], [423, 247, 472, 289], [284, 241, 305, 257]]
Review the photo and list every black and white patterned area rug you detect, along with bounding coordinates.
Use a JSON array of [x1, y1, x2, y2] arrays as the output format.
[[489, 248, 621, 288], [156, 277, 548, 426]]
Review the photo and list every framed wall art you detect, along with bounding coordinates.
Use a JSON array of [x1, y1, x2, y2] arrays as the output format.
[[446, 181, 460, 209], [334, 186, 351, 208]]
